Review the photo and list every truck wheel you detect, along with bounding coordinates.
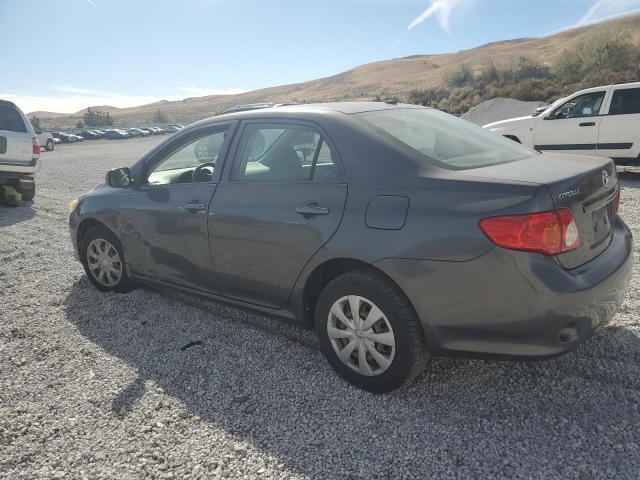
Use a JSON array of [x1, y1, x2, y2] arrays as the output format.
[[8, 178, 35, 202], [46, 139, 54, 151]]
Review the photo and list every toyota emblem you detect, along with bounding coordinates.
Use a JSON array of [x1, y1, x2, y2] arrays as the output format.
[[602, 170, 609, 188]]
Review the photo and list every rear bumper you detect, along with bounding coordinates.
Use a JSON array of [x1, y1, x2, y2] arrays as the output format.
[[0, 157, 41, 175], [377, 217, 633, 359]]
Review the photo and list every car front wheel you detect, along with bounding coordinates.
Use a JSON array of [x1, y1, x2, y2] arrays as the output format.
[[315, 269, 430, 393], [80, 225, 134, 293], [46, 139, 54, 151]]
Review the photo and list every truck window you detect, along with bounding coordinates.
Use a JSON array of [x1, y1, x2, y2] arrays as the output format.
[[549, 92, 605, 120], [609, 88, 640, 115], [0, 104, 27, 133]]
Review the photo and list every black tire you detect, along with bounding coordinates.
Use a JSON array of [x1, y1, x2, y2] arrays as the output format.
[[8, 178, 35, 202], [315, 269, 430, 393], [46, 139, 54, 151], [80, 225, 134, 293]]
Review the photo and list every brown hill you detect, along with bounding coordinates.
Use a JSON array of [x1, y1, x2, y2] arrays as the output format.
[[34, 13, 640, 128]]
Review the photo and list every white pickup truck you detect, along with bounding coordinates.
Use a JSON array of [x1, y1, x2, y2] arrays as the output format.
[[0, 99, 40, 201], [34, 128, 55, 151], [484, 81, 640, 166]]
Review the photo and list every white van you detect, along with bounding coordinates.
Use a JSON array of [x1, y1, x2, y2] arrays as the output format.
[[484, 81, 640, 166], [0, 100, 40, 200]]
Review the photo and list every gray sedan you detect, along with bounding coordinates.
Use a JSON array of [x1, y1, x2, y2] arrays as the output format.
[[68, 103, 633, 392]]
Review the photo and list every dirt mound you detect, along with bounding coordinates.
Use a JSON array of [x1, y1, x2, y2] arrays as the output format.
[[462, 98, 549, 126]]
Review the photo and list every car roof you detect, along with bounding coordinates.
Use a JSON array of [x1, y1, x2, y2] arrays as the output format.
[[192, 102, 426, 127]]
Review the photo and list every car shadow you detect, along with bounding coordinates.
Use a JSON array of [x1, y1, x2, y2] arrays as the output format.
[[0, 202, 36, 227], [64, 277, 640, 476]]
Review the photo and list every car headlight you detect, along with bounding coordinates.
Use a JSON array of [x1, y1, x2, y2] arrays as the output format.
[[68, 198, 80, 214]]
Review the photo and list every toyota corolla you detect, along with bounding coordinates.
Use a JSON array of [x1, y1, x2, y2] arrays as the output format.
[[68, 103, 633, 392]]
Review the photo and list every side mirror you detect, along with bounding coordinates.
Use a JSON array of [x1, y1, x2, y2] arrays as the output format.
[[532, 106, 547, 117], [106, 167, 132, 188]]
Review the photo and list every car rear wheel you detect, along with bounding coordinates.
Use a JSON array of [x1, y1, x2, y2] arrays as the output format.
[[315, 269, 430, 393], [80, 225, 134, 293], [46, 139, 54, 151]]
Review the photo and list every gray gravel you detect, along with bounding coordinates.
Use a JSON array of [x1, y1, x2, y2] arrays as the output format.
[[462, 98, 550, 125], [1, 137, 639, 479]]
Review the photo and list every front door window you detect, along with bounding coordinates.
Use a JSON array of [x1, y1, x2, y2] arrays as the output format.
[[147, 130, 227, 185], [550, 92, 605, 120]]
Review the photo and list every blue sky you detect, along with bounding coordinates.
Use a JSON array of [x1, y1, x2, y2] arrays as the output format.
[[2, 0, 640, 113]]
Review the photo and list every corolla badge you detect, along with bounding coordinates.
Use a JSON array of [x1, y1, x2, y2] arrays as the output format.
[[558, 188, 580, 200], [602, 170, 610, 188]]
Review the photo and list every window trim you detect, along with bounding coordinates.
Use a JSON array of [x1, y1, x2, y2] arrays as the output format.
[[140, 122, 235, 186], [224, 119, 345, 184], [545, 91, 607, 121]]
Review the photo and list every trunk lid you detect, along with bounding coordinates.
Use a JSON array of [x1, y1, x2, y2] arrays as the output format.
[[466, 152, 618, 269]]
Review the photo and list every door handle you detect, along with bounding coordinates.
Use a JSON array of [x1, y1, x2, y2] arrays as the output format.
[[183, 202, 206, 213], [579, 122, 596, 127], [295, 205, 329, 217]]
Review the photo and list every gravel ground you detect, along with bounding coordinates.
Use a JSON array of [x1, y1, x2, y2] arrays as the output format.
[[462, 98, 550, 125], [1, 137, 639, 479]]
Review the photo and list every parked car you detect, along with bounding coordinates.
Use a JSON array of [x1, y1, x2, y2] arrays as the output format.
[[128, 128, 149, 137], [104, 129, 130, 140], [70, 134, 85, 142], [33, 128, 55, 151], [53, 137, 62, 144], [165, 124, 183, 133], [68, 102, 632, 393], [0, 99, 39, 201], [79, 130, 101, 140], [485, 81, 640, 166], [54, 132, 76, 143]]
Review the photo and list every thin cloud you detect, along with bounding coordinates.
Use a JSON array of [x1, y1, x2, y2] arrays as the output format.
[[2, 85, 246, 114], [407, 0, 469, 32], [86, 0, 96, 6], [176, 85, 248, 96], [576, 0, 640, 26], [50, 85, 120, 97]]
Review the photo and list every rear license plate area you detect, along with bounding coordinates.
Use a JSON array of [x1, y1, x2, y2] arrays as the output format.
[[591, 204, 612, 246]]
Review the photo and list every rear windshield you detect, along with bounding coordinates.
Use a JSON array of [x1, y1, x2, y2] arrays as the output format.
[[0, 103, 27, 133], [358, 108, 533, 169]]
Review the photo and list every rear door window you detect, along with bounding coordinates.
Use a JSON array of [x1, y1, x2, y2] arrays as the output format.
[[0, 104, 27, 133], [608, 88, 640, 115], [232, 124, 343, 182]]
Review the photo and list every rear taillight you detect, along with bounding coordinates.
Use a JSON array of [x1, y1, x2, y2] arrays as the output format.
[[614, 189, 621, 216], [479, 209, 580, 256], [32, 136, 40, 156]]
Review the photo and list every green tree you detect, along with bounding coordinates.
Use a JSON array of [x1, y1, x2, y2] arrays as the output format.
[[30, 116, 42, 130], [83, 107, 114, 127], [152, 110, 169, 123]]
